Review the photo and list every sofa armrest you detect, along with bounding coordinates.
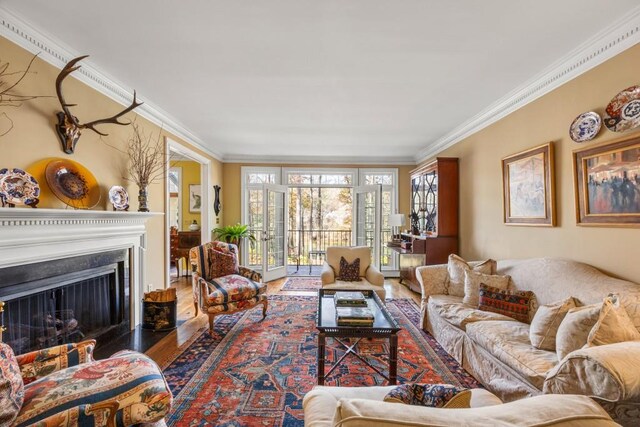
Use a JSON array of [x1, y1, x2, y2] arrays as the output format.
[[239, 265, 262, 283], [416, 264, 449, 329], [544, 341, 640, 402], [321, 262, 335, 285], [16, 339, 96, 384], [365, 265, 384, 287]]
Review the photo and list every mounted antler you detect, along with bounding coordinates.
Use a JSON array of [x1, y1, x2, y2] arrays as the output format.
[[55, 55, 143, 154]]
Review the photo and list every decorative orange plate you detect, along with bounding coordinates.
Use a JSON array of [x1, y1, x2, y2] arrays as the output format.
[[45, 159, 101, 209]]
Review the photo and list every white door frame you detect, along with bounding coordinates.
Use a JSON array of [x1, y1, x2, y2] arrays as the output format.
[[164, 137, 211, 289], [261, 184, 288, 282], [353, 185, 382, 269]]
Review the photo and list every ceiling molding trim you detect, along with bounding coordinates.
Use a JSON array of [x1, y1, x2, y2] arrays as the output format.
[[0, 6, 224, 161], [415, 6, 640, 164], [223, 154, 416, 166]]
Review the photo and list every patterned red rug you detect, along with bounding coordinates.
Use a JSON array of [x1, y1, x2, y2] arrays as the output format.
[[280, 277, 322, 291], [162, 295, 480, 426]]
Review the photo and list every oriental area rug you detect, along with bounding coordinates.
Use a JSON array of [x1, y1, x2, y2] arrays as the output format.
[[280, 277, 322, 291], [162, 295, 480, 426]]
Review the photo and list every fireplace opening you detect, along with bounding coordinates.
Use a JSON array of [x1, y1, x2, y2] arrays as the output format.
[[0, 250, 129, 355]]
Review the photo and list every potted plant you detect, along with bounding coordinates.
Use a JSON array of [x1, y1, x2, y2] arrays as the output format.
[[213, 224, 256, 255]]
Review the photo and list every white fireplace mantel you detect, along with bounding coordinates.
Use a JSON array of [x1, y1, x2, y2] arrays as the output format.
[[0, 208, 162, 327]]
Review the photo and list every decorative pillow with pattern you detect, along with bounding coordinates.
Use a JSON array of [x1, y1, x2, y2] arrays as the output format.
[[0, 343, 24, 426], [447, 254, 496, 297], [337, 256, 361, 282], [384, 383, 471, 408], [587, 294, 640, 347], [555, 303, 601, 361], [478, 284, 534, 323], [208, 247, 239, 279], [463, 270, 510, 306]]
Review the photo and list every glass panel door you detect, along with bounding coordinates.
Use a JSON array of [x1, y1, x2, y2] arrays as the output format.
[[353, 185, 382, 268], [262, 184, 288, 282]]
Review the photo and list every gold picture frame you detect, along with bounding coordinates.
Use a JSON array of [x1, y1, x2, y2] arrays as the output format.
[[574, 133, 640, 227], [502, 142, 556, 226]]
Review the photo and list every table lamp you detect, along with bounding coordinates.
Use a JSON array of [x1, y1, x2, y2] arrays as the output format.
[[388, 213, 406, 242]]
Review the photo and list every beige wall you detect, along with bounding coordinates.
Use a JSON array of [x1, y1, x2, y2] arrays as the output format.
[[221, 163, 413, 227], [429, 43, 640, 282], [172, 160, 201, 230], [1, 36, 223, 289]]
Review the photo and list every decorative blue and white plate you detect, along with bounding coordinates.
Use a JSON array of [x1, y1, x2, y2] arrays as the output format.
[[108, 185, 129, 211], [0, 168, 40, 206], [569, 111, 601, 143]]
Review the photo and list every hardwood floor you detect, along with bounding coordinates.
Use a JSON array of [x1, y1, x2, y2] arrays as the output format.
[[144, 274, 421, 366]]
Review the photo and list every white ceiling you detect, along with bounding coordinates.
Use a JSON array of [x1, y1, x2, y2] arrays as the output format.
[[2, 1, 639, 163]]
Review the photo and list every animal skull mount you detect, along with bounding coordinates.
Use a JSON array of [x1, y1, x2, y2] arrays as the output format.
[[55, 55, 143, 154]]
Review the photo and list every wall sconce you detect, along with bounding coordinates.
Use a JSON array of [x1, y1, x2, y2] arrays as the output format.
[[213, 185, 221, 216]]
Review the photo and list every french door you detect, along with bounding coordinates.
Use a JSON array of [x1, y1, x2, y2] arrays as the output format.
[[353, 185, 382, 268], [261, 184, 288, 282]]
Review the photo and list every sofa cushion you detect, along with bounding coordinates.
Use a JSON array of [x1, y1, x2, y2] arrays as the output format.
[[430, 299, 517, 331], [478, 284, 534, 323], [336, 256, 362, 282], [447, 254, 496, 297], [383, 383, 471, 408], [463, 270, 510, 306], [587, 294, 640, 347], [466, 321, 558, 389], [530, 297, 577, 351], [0, 343, 23, 426], [556, 303, 601, 361]]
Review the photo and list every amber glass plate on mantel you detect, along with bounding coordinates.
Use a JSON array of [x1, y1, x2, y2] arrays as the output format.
[[45, 159, 101, 209]]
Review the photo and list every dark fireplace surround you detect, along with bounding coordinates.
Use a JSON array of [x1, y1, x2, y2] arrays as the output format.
[[0, 250, 130, 355]]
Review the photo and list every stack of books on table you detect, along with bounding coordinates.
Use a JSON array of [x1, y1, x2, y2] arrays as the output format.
[[333, 291, 367, 307], [335, 306, 375, 327]]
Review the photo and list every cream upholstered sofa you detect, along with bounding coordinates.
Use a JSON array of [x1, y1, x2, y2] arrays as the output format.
[[303, 385, 618, 426], [418, 257, 640, 426], [321, 246, 385, 299]]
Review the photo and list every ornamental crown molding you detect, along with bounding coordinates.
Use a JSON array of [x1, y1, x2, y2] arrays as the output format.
[[0, 6, 223, 162], [222, 153, 416, 165], [415, 6, 640, 164]]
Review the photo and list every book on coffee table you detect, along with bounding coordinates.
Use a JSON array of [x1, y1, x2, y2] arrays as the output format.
[[333, 291, 367, 307], [335, 306, 374, 320]]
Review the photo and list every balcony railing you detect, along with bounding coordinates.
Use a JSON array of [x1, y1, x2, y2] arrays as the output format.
[[247, 228, 393, 269]]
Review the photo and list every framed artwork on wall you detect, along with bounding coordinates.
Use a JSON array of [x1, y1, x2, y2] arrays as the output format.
[[502, 142, 556, 226], [189, 184, 202, 213], [573, 134, 640, 226]]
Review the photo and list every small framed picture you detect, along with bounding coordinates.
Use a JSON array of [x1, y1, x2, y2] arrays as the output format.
[[574, 134, 640, 226], [189, 184, 201, 213], [502, 142, 556, 226]]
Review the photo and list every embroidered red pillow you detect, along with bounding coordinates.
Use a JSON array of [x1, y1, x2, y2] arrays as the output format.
[[478, 284, 534, 323], [337, 256, 361, 282], [0, 343, 24, 426], [208, 247, 239, 279]]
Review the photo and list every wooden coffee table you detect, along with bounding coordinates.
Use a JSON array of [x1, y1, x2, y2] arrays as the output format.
[[315, 289, 401, 385]]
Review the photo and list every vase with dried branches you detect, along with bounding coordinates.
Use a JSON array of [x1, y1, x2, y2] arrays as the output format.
[[125, 123, 166, 212]]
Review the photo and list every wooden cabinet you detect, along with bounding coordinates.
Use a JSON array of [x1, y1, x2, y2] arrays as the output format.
[[398, 158, 459, 293]]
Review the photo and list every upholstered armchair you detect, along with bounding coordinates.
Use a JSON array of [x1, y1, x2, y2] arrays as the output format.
[[1, 339, 172, 426], [189, 241, 267, 333], [321, 246, 386, 299]]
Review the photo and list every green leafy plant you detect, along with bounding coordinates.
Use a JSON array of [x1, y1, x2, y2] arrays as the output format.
[[213, 223, 256, 246]]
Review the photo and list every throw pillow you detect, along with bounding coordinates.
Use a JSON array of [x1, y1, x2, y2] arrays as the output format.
[[463, 270, 510, 306], [555, 303, 601, 361], [337, 256, 361, 282], [208, 247, 239, 279], [447, 254, 496, 297], [383, 383, 471, 408], [478, 284, 534, 323], [587, 294, 640, 347], [0, 343, 24, 426], [529, 297, 577, 351]]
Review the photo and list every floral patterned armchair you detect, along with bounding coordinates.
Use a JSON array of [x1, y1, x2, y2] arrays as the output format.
[[0, 339, 172, 427], [189, 241, 267, 334]]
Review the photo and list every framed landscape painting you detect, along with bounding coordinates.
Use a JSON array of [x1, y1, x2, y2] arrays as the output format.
[[189, 184, 201, 213], [574, 134, 640, 226], [502, 142, 556, 226]]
